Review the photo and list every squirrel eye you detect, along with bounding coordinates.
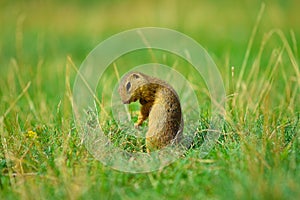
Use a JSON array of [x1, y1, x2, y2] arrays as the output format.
[[126, 82, 131, 91]]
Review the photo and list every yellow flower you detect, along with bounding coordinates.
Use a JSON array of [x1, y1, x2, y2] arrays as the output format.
[[27, 130, 37, 139]]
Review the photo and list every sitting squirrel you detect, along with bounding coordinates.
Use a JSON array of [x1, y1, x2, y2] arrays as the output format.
[[118, 72, 184, 152]]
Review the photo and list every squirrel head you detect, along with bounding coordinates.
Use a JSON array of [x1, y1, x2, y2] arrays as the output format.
[[118, 72, 148, 104]]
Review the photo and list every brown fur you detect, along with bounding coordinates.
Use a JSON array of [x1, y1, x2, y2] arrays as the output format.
[[118, 72, 183, 152]]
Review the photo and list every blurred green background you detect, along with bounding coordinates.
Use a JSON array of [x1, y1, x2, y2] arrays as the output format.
[[0, 0, 299, 199], [1, 0, 299, 67], [1, 0, 299, 103]]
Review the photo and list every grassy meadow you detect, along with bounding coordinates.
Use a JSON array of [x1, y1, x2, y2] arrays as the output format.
[[0, 0, 300, 199]]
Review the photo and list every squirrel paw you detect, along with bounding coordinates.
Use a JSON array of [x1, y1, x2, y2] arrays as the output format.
[[134, 123, 141, 129]]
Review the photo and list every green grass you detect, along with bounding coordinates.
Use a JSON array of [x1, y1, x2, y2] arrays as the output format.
[[1, 0, 300, 199]]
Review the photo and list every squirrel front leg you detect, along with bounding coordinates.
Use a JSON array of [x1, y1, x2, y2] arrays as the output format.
[[134, 102, 153, 128]]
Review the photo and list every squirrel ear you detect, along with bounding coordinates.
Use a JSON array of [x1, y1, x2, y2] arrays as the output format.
[[132, 73, 140, 79]]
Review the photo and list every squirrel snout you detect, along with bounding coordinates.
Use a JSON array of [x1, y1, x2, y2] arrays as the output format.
[[122, 99, 130, 104]]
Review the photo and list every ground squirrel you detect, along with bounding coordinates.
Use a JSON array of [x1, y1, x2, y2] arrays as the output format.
[[118, 71, 184, 152]]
